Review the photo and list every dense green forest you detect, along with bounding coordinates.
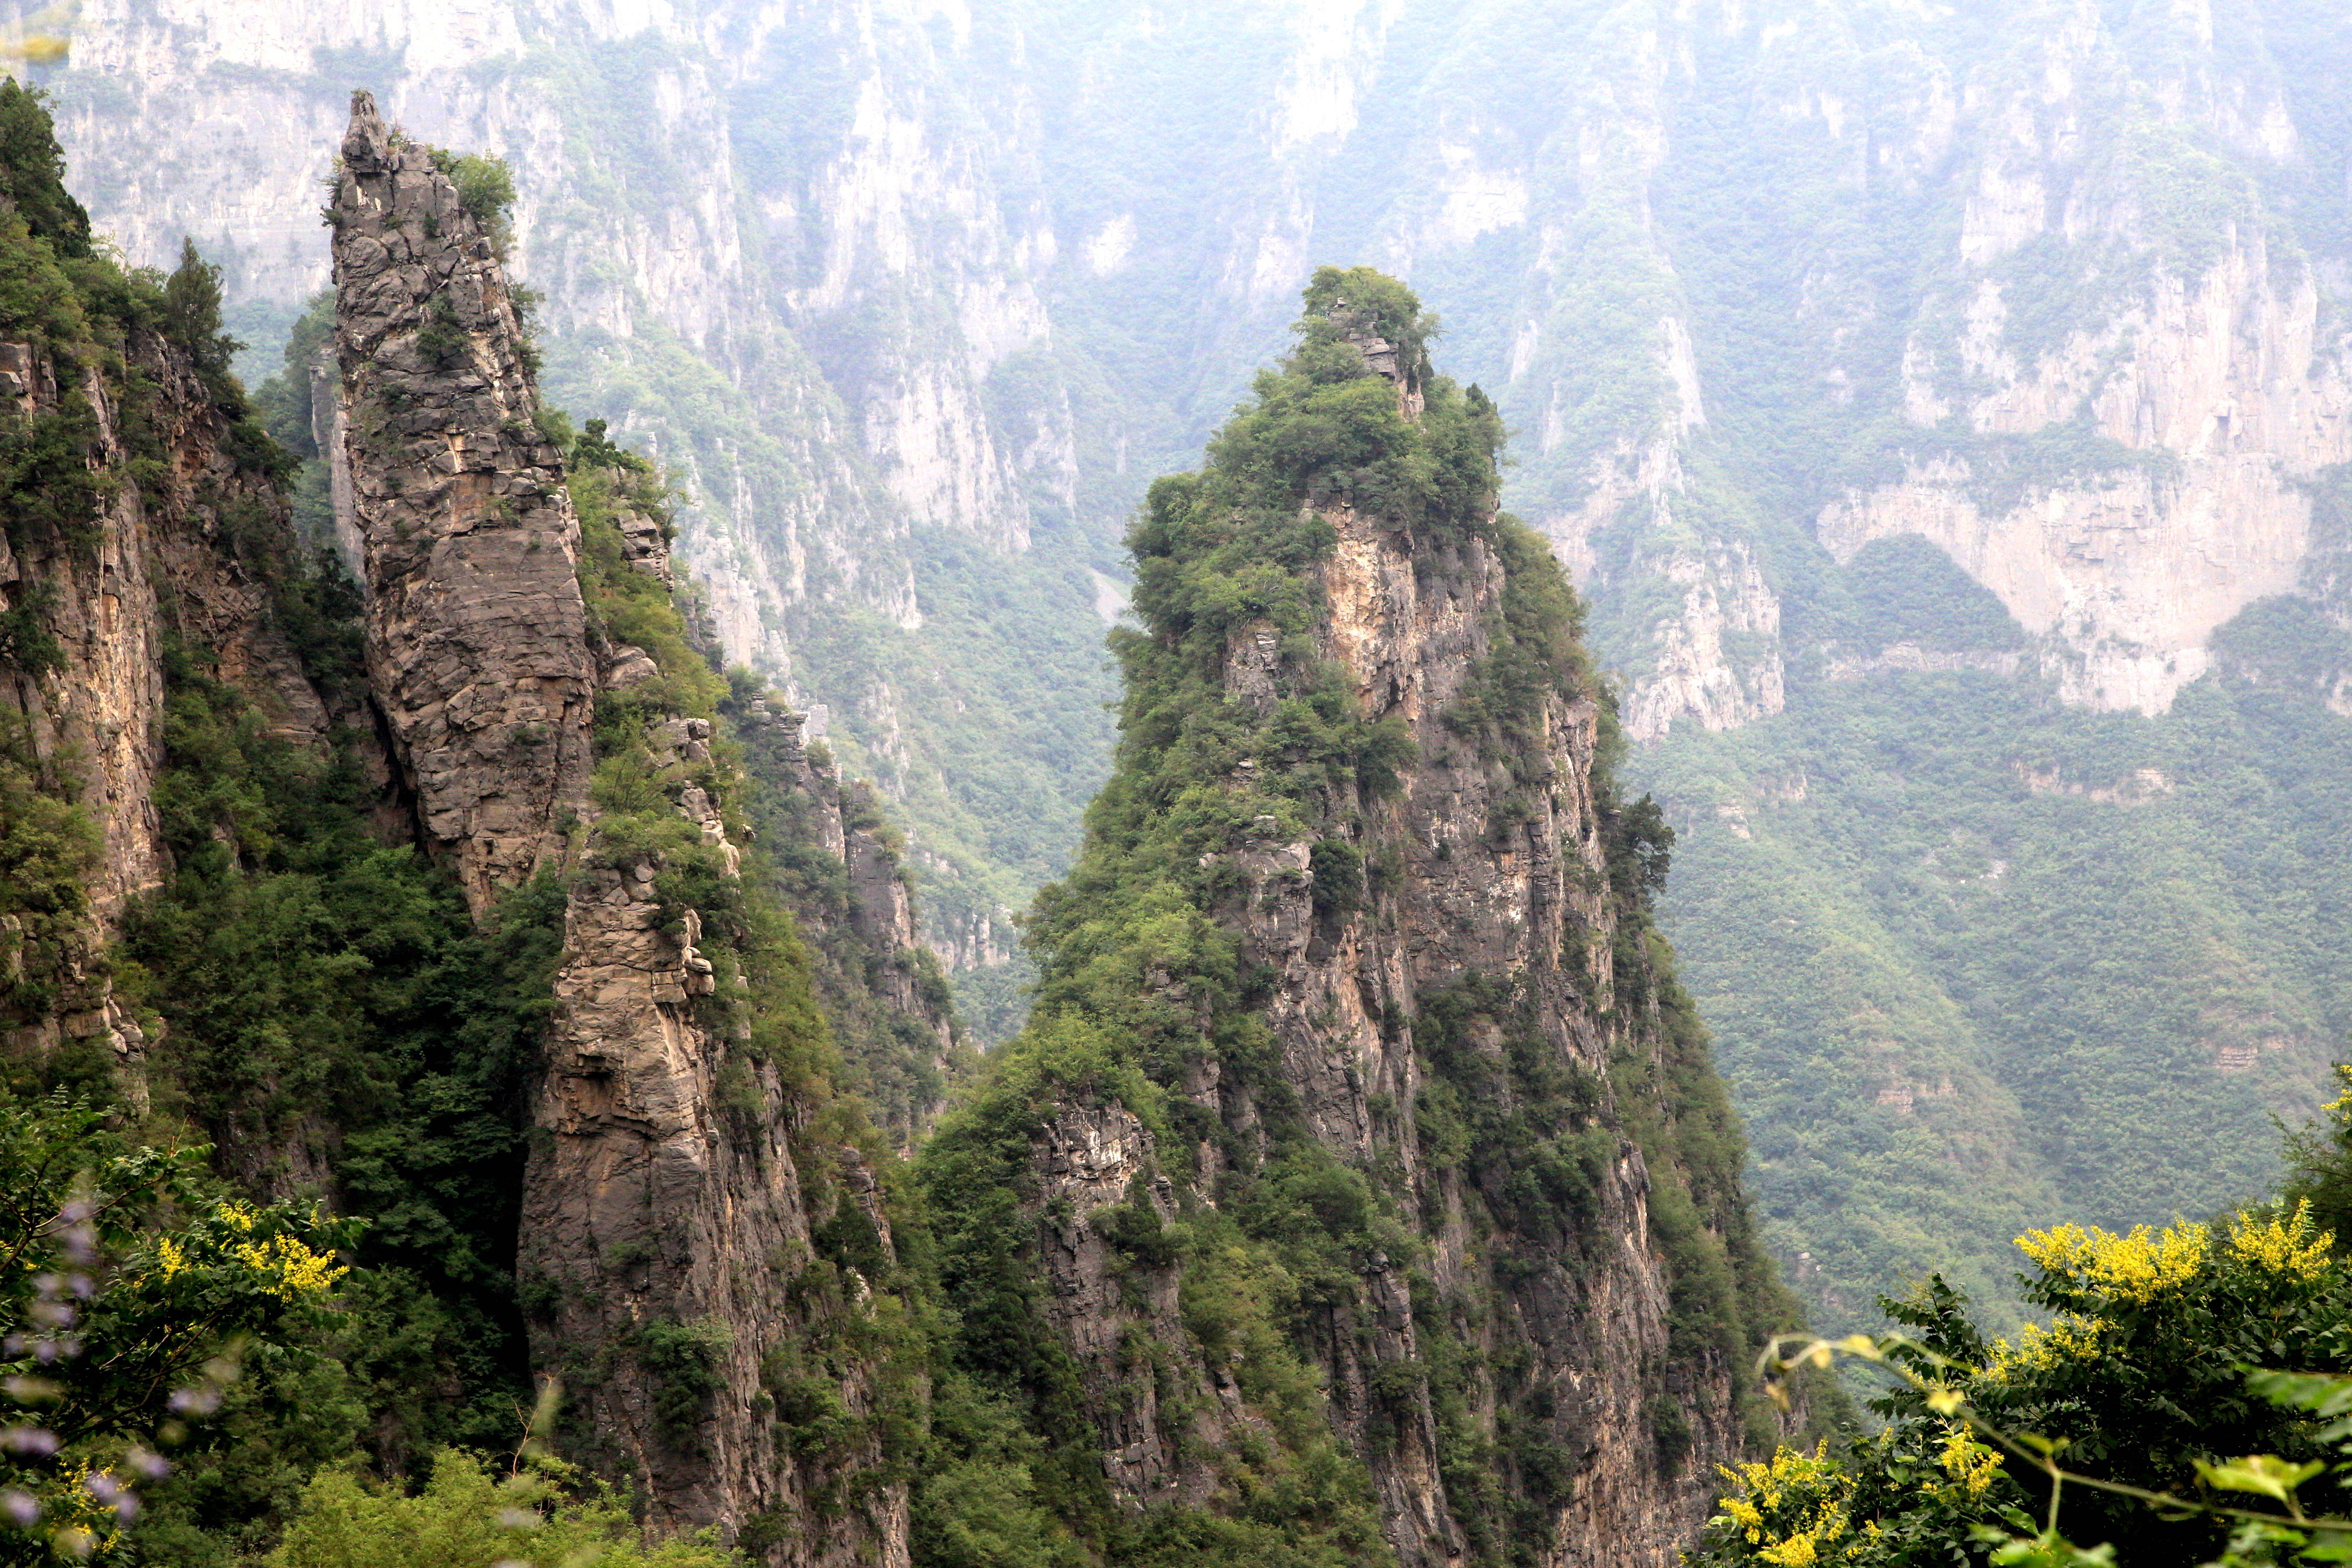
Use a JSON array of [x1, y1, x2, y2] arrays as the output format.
[[1643, 605, 2352, 1332]]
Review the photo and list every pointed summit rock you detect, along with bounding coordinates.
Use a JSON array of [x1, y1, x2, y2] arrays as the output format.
[[919, 266, 1812, 1565], [330, 89, 594, 912]]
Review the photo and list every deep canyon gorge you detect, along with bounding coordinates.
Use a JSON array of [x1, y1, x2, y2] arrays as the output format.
[[2, 0, 2351, 1563]]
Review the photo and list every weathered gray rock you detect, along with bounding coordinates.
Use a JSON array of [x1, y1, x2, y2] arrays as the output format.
[[330, 89, 595, 914], [1023, 325, 1770, 1566], [327, 96, 935, 1559]]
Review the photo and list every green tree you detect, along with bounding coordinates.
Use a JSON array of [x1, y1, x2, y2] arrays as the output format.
[[1694, 1197, 2352, 1566], [0, 1094, 355, 1564], [160, 238, 243, 396], [0, 82, 88, 261], [266, 1450, 740, 1568]]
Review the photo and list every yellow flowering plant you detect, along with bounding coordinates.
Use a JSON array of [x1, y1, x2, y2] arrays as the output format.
[[0, 1094, 358, 1563], [1691, 1197, 2352, 1568]]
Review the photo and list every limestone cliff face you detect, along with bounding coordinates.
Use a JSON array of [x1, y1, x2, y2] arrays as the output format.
[[1820, 224, 2352, 714], [0, 308, 327, 1100], [994, 316, 1778, 1566], [330, 92, 596, 911], [1499, 2, 2352, 727], [1224, 484, 1741, 1560]]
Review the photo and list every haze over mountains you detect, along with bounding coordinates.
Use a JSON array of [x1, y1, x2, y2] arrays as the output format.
[[25, 0, 2352, 1362]]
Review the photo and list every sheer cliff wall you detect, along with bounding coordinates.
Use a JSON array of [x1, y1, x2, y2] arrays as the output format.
[[0, 243, 332, 1109], [329, 93, 951, 1559], [920, 278, 1804, 1568]]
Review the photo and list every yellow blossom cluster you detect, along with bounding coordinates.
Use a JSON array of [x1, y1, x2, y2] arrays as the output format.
[[1714, 1443, 1871, 1566], [1935, 1423, 2002, 1499], [229, 1232, 347, 1301], [155, 1237, 189, 1282], [1985, 1316, 2105, 1382], [2227, 1200, 2334, 1281], [2322, 1063, 2352, 1121], [2016, 1218, 2209, 1303]]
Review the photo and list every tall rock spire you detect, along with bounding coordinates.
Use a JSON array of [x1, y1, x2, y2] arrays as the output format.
[[330, 89, 594, 912], [922, 267, 1809, 1565], [330, 95, 934, 1564]]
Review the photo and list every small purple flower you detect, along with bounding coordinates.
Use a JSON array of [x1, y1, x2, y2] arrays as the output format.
[[124, 1449, 169, 1481], [0, 1428, 57, 1456], [0, 1490, 36, 1528], [62, 1276, 91, 1301]]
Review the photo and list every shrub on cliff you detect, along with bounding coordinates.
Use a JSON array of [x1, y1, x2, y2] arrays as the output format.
[[266, 1450, 740, 1568], [0, 1094, 356, 1566]]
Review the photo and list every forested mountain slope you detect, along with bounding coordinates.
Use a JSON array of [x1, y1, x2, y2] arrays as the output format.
[[27, 0, 2352, 1329], [909, 266, 1818, 1568]]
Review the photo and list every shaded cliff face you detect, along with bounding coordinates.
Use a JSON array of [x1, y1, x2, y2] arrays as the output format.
[[919, 273, 1799, 1568], [0, 142, 328, 1104], [730, 700, 960, 1149]]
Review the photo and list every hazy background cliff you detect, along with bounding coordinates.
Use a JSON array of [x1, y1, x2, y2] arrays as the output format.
[[30, 0, 2352, 1330]]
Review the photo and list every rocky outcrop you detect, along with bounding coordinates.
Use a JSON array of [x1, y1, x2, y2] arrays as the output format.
[[330, 91, 596, 913], [1004, 306, 1783, 1566], [330, 93, 931, 1559], [1614, 542, 1787, 742], [0, 310, 327, 1102], [1213, 515, 1733, 1561], [1029, 1101, 1216, 1504]]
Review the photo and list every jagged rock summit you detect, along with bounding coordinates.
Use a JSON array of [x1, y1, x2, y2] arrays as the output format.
[[331, 89, 595, 913], [920, 267, 1809, 1567], [329, 93, 941, 1561]]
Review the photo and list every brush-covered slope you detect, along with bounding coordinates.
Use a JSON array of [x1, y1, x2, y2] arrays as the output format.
[[912, 270, 1815, 1568]]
